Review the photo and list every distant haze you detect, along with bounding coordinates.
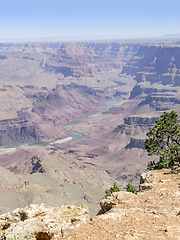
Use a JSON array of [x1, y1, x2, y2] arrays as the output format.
[[1, 0, 180, 41], [1, 36, 180, 44]]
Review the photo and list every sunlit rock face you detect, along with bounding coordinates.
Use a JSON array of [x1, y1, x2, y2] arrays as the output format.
[[122, 45, 180, 83], [0, 203, 89, 239], [124, 45, 180, 114]]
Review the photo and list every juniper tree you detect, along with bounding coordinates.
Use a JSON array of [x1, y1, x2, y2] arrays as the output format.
[[144, 111, 180, 169]]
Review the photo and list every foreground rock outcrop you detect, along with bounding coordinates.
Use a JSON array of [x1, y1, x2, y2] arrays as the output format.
[[0, 204, 89, 239], [0, 169, 180, 239], [64, 169, 180, 240]]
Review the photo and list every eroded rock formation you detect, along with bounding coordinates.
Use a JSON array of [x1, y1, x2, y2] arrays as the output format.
[[0, 83, 109, 146], [123, 44, 180, 114], [0, 204, 89, 239]]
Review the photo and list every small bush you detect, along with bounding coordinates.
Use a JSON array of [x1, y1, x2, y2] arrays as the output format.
[[147, 161, 156, 170], [126, 183, 137, 194], [104, 183, 120, 198]]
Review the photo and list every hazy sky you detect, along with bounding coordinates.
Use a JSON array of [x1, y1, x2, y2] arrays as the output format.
[[1, 0, 180, 40]]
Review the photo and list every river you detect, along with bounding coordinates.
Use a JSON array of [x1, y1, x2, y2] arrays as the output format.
[[61, 94, 117, 142], [0, 94, 117, 149]]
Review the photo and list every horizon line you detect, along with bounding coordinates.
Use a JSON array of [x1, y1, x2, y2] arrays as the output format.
[[0, 34, 180, 44]]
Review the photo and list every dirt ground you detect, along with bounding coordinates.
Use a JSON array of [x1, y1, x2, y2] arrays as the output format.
[[56, 169, 180, 240]]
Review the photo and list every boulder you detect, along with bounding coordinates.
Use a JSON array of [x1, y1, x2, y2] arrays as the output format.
[[0, 203, 89, 239], [139, 172, 155, 191], [99, 191, 136, 214]]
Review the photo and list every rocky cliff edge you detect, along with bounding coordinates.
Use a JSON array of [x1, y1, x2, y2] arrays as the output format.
[[0, 169, 180, 239]]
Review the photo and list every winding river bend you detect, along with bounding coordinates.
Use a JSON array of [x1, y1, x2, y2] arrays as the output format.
[[61, 94, 117, 142], [0, 95, 117, 149]]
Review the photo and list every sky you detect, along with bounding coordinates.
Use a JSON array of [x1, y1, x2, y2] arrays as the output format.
[[0, 0, 180, 41]]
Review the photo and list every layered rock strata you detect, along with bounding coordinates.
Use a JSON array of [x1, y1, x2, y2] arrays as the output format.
[[0, 83, 109, 146], [115, 115, 159, 149]]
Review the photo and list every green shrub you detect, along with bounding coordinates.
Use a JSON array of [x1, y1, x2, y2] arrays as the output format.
[[147, 161, 156, 170], [104, 183, 120, 198], [126, 183, 137, 194]]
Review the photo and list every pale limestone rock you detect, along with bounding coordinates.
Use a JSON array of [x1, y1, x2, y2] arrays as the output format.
[[0, 203, 89, 239], [139, 182, 153, 191], [99, 191, 136, 214], [99, 196, 116, 213], [140, 172, 155, 184], [171, 166, 180, 174], [139, 172, 155, 191]]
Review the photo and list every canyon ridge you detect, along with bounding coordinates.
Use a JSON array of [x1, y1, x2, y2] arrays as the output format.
[[0, 39, 180, 216]]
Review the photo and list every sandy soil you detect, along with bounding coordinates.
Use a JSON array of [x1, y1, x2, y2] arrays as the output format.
[[51, 137, 73, 144], [56, 169, 180, 240]]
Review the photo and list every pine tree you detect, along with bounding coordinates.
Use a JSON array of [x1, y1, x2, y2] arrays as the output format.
[[144, 111, 180, 169]]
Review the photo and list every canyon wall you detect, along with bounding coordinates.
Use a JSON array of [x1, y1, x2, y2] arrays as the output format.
[[0, 84, 109, 146], [122, 45, 180, 114]]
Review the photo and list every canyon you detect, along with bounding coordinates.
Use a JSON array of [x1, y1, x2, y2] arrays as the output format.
[[0, 39, 180, 217]]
